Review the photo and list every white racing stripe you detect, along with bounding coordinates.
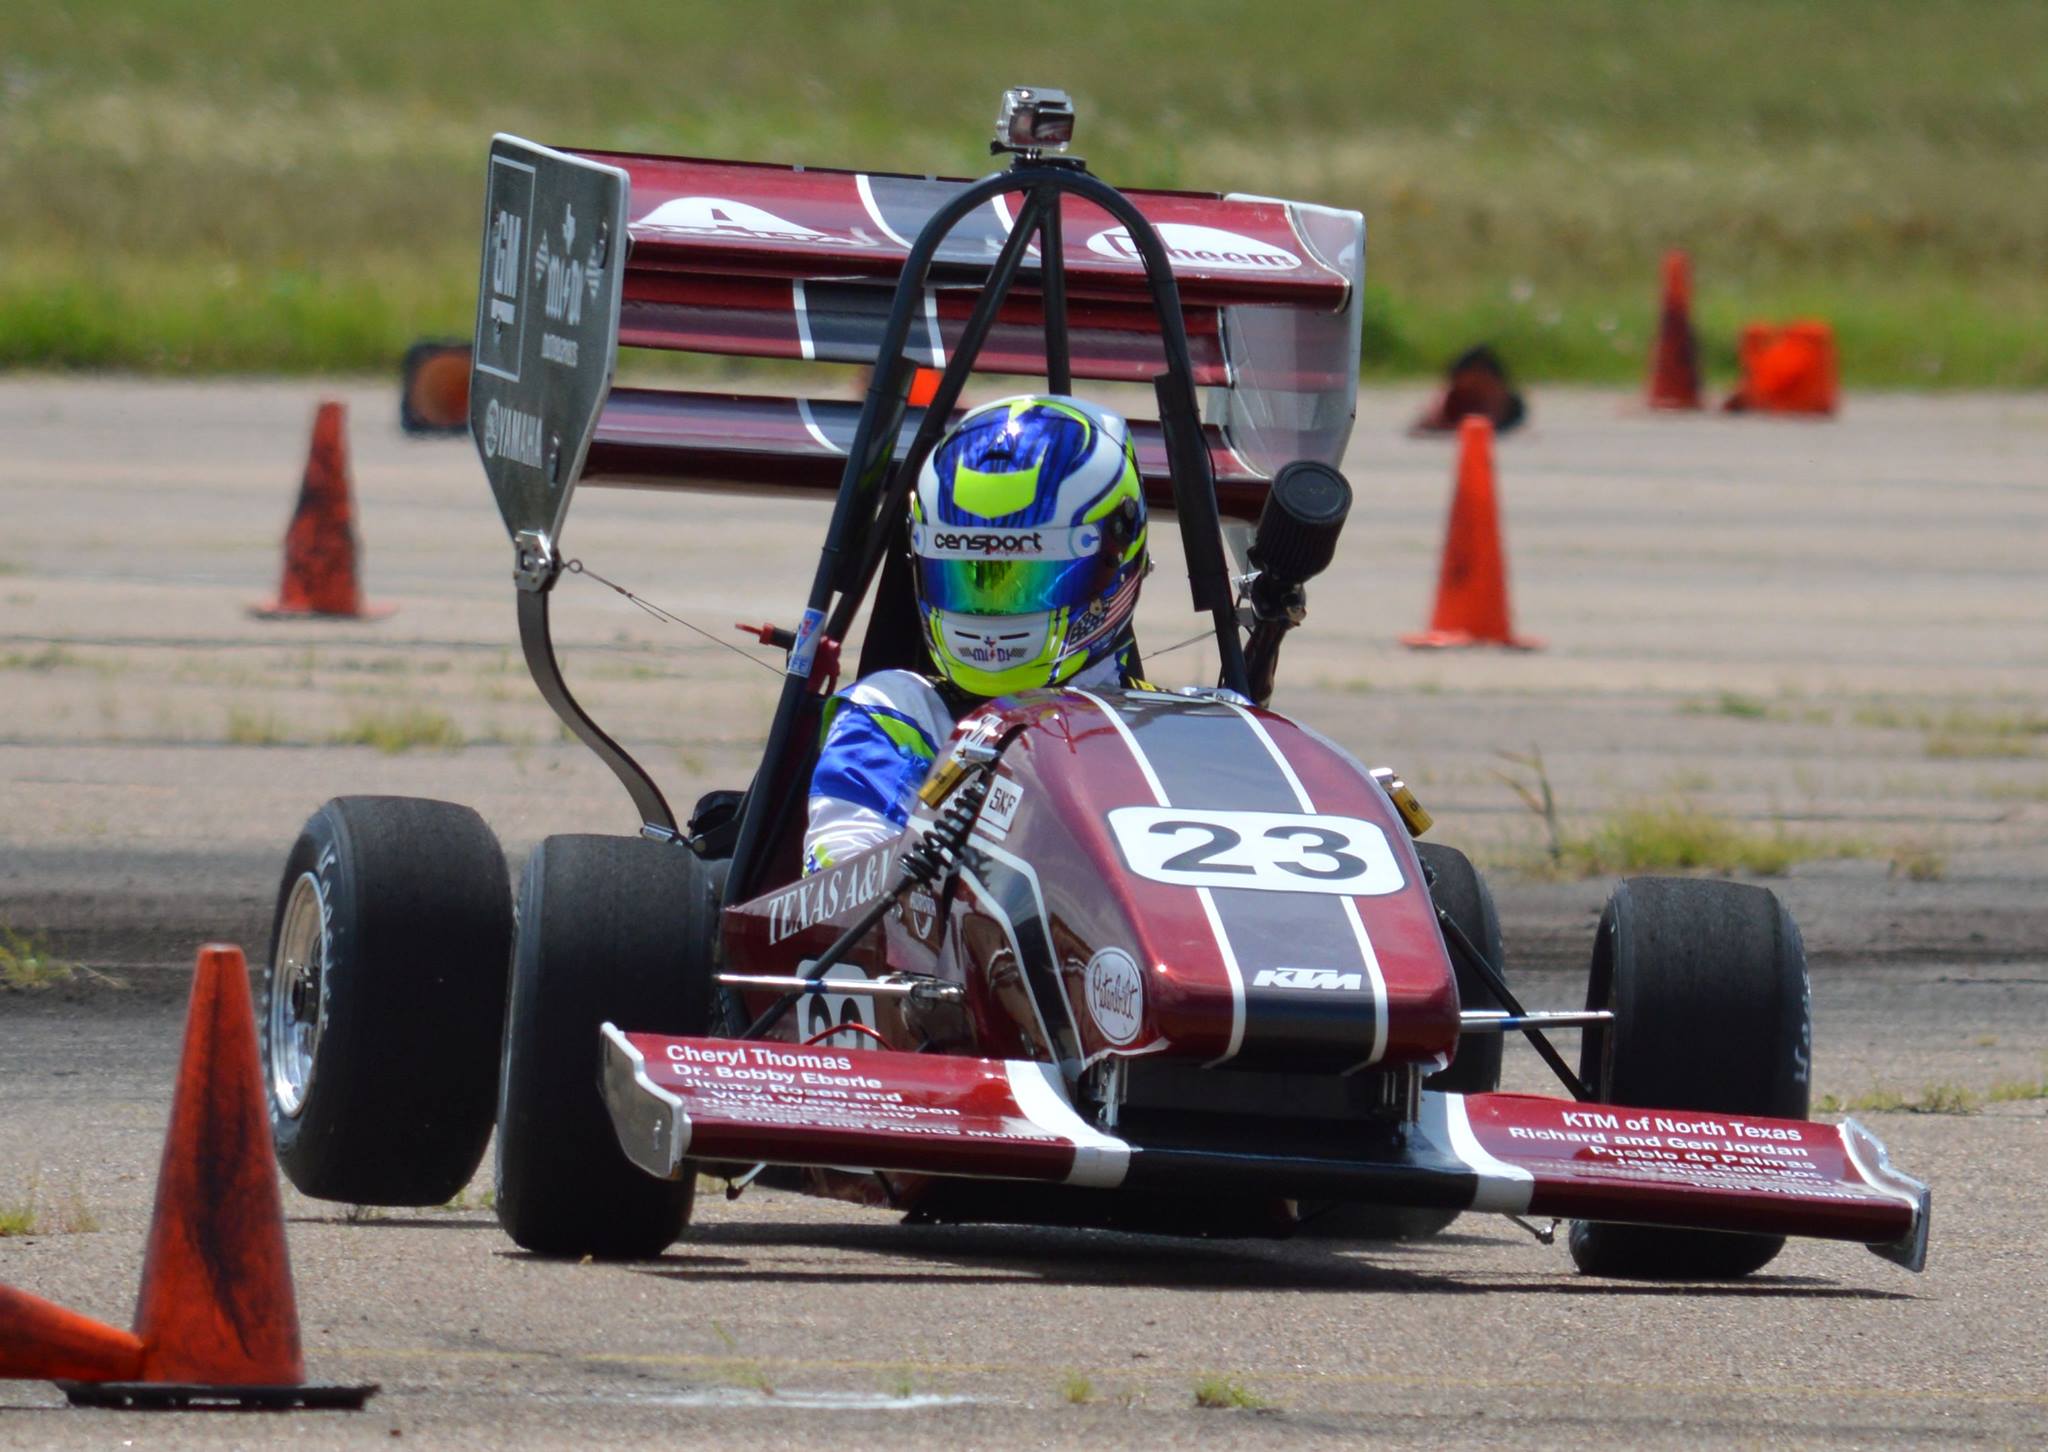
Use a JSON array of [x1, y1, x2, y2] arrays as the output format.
[[1005, 1060, 1131, 1188], [792, 279, 816, 361], [854, 173, 914, 249], [1069, 688, 1248, 1064], [923, 288, 946, 368], [796, 396, 843, 455], [1419, 1091, 1533, 1214], [1223, 700, 1390, 1067]]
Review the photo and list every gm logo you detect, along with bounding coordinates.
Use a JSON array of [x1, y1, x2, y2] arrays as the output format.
[[1252, 967, 1363, 991]]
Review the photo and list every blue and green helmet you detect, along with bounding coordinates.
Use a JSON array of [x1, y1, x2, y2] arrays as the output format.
[[909, 395, 1148, 696]]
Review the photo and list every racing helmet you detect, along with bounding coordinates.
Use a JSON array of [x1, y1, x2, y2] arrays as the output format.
[[909, 395, 1147, 696]]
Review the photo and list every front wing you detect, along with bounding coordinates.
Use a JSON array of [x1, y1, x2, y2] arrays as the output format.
[[601, 1028, 1928, 1271]]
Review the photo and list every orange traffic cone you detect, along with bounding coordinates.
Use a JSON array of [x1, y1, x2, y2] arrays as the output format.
[[1646, 250, 1702, 410], [0, 944, 375, 1411], [1724, 320, 1838, 415], [0, 1286, 145, 1383], [399, 340, 472, 435], [250, 401, 392, 620], [1402, 417, 1541, 651]]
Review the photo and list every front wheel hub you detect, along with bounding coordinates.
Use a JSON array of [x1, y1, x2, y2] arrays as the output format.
[[269, 871, 327, 1118]]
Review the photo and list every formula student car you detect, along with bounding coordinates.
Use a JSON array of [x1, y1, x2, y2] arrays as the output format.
[[260, 88, 1928, 1278]]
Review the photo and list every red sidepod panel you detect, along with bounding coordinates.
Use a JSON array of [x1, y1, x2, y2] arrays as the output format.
[[958, 688, 1460, 1072]]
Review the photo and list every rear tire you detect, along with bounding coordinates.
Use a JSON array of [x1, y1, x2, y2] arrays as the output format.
[[1568, 876, 1811, 1280], [1304, 841, 1504, 1241], [262, 796, 512, 1206], [494, 835, 719, 1258]]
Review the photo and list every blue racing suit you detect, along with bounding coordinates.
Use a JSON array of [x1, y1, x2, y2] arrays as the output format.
[[803, 657, 1126, 874]]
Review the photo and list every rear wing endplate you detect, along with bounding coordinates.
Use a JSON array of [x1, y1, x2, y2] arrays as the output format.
[[471, 136, 628, 557]]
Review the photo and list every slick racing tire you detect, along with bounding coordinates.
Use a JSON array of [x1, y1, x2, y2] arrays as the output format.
[[1568, 877, 1811, 1280], [263, 796, 513, 1206], [495, 835, 718, 1258], [1302, 841, 1505, 1241]]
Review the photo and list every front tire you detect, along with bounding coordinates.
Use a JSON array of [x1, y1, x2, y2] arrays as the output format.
[[494, 835, 719, 1258], [262, 796, 512, 1205], [1568, 876, 1811, 1279]]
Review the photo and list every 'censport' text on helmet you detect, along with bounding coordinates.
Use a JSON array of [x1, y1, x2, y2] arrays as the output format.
[[908, 395, 1147, 696]]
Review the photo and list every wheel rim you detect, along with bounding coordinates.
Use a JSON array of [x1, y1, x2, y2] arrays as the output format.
[[270, 871, 327, 1118]]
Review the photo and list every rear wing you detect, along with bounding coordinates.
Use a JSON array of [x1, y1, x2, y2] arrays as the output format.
[[469, 134, 1364, 554]]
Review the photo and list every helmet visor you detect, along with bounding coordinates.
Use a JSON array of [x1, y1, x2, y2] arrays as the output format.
[[911, 521, 1120, 616]]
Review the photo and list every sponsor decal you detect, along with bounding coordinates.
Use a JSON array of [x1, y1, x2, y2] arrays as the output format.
[[1083, 947, 1144, 1046], [1107, 806, 1404, 896], [913, 523, 1103, 560], [480, 398, 545, 470], [1251, 967, 1363, 991], [980, 776, 1024, 835], [943, 621, 1038, 667], [765, 851, 891, 945], [486, 205, 523, 325], [904, 885, 938, 940], [637, 196, 878, 249], [1085, 221, 1302, 273], [920, 527, 1046, 557], [801, 960, 879, 1049], [787, 606, 826, 679]]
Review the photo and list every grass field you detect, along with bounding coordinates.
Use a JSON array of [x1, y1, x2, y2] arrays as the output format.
[[5, 1, 2044, 383]]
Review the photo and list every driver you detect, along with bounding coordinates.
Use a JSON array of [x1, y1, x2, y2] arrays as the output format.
[[804, 395, 1148, 873]]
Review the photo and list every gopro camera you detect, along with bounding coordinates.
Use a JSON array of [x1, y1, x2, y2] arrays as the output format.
[[993, 87, 1075, 154]]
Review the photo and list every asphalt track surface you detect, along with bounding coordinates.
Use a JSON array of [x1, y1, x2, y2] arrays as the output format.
[[2, 381, 2046, 1447]]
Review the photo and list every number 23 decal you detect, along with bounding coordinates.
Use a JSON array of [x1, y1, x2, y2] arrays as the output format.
[[1107, 807, 1405, 896]]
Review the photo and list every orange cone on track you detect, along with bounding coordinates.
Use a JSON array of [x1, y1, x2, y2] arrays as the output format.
[[129, 943, 306, 1388], [1646, 250, 1703, 410], [251, 401, 392, 620], [1724, 320, 1839, 415], [1402, 417, 1542, 651], [0, 1286, 145, 1384], [0, 944, 374, 1411]]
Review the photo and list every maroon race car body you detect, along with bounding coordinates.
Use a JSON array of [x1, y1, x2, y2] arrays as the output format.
[[431, 97, 1928, 1276]]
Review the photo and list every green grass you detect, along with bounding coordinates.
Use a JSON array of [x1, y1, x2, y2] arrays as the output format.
[[4, 1, 2045, 382], [0, 928, 77, 990], [224, 706, 290, 746], [0, 1175, 98, 1236], [329, 706, 464, 754], [1535, 801, 1869, 879], [1192, 1375, 1269, 1411], [1060, 1372, 1095, 1406]]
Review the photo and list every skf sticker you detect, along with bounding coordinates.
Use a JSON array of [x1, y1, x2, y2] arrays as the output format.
[[979, 776, 1024, 837], [787, 607, 826, 679]]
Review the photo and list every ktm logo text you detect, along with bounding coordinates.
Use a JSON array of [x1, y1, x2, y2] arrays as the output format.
[[1252, 967, 1363, 991]]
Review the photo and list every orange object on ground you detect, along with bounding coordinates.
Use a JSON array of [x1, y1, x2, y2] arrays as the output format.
[[908, 367, 943, 407], [399, 340, 472, 434], [1724, 321, 1839, 415], [1402, 417, 1542, 650], [130, 943, 305, 1387], [1646, 250, 1702, 410], [0, 1286, 145, 1383], [251, 401, 392, 620], [0, 944, 375, 1411]]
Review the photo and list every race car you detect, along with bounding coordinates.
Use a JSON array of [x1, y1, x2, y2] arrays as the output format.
[[260, 89, 1928, 1279]]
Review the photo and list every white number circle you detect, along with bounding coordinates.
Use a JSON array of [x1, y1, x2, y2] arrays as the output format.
[[1107, 807, 1405, 896]]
